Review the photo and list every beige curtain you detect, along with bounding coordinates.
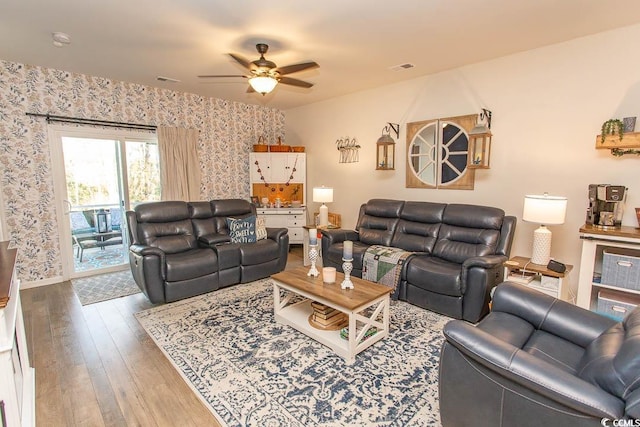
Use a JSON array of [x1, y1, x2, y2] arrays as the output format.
[[157, 127, 201, 201]]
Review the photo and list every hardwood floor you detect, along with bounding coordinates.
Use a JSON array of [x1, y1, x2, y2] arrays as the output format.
[[21, 245, 304, 426]]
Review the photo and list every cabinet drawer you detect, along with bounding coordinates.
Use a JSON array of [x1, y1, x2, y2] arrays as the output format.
[[289, 227, 303, 243]]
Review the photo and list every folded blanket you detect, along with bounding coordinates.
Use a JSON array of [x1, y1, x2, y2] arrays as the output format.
[[362, 245, 413, 299]]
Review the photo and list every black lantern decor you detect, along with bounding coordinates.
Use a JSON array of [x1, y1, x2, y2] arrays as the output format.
[[94, 209, 111, 233]]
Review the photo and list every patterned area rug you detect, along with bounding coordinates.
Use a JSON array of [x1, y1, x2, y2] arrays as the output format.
[[72, 270, 141, 305], [135, 279, 449, 426]]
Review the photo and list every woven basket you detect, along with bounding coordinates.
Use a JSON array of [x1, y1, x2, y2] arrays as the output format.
[[253, 144, 268, 152], [291, 146, 305, 152], [269, 145, 291, 152]]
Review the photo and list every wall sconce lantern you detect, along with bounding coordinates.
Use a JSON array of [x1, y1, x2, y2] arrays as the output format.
[[376, 123, 399, 170], [468, 109, 492, 169]]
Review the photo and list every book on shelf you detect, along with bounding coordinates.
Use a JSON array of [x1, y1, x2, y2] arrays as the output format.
[[312, 312, 346, 327], [507, 271, 536, 284], [310, 301, 333, 313], [313, 309, 341, 320], [340, 326, 378, 341]]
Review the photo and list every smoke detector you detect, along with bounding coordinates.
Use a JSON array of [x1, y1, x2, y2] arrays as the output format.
[[52, 32, 71, 48]]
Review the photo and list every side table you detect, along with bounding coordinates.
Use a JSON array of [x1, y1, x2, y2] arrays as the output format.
[[503, 256, 573, 301]]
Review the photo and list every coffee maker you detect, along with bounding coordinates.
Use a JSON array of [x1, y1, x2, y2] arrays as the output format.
[[586, 184, 627, 228]]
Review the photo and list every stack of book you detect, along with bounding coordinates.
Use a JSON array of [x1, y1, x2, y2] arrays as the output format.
[[309, 302, 347, 329], [506, 270, 537, 285]]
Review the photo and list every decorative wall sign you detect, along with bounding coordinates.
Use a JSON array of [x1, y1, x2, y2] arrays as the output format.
[[336, 137, 360, 163]]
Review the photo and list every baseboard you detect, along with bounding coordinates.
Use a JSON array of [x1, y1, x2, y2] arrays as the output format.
[[21, 276, 64, 289]]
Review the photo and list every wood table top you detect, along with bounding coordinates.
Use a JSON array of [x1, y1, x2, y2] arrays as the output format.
[[271, 267, 392, 311]]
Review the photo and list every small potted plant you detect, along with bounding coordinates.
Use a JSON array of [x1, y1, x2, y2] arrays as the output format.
[[601, 119, 625, 144]]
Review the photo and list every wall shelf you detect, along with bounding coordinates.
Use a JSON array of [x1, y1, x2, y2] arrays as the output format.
[[595, 132, 640, 149]]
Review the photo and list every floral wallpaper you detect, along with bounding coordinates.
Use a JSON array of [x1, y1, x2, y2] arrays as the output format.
[[0, 60, 285, 283]]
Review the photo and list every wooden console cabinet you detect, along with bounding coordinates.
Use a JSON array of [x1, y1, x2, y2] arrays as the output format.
[[577, 224, 640, 311], [0, 242, 35, 426]]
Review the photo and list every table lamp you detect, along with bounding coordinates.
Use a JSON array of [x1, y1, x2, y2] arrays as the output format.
[[313, 186, 333, 227], [522, 193, 567, 265]]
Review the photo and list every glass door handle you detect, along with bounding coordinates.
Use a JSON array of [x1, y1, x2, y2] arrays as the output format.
[[63, 200, 72, 215]]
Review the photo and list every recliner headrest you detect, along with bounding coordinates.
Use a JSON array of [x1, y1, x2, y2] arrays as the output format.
[[135, 201, 190, 223]]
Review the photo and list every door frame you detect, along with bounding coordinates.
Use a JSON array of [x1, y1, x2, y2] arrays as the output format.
[[48, 124, 156, 280]]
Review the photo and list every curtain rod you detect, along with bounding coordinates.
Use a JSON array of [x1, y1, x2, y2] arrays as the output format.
[[25, 113, 156, 131]]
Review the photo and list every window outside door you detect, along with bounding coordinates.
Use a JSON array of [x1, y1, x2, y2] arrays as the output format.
[[49, 126, 160, 279]]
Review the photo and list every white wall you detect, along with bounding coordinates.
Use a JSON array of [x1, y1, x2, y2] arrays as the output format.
[[285, 24, 640, 298]]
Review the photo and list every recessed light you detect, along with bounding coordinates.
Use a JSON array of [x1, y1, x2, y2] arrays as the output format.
[[52, 32, 71, 48], [156, 76, 181, 83]]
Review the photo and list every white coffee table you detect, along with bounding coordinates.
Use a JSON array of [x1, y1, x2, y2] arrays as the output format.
[[271, 266, 392, 364]]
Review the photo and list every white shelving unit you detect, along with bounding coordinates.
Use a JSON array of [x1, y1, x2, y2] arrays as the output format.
[[250, 152, 307, 245], [0, 243, 35, 427], [577, 224, 640, 311]]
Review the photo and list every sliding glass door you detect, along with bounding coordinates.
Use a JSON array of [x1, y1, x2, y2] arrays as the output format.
[[49, 126, 160, 279]]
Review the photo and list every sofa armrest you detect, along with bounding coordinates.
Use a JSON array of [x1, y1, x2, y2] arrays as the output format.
[[198, 233, 231, 247], [462, 254, 506, 270], [266, 227, 288, 241], [129, 244, 165, 258], [443, 320, 625, 419], [129, 244, 167, 281], [320, 229, 359, 245], [493, 282, 617, 348]]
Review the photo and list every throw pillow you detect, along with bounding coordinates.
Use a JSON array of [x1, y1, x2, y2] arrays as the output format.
[[226, 215, 257, 243], [256, 216, 267, 241]]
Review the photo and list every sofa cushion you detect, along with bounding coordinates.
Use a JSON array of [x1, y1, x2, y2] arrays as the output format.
[[256, 216, 268, 241], [391, 201, 446, 252], [165, 248, 217, 282], [190, 201, 216, 238], [578, 307, 640, 399], [405, 256, 462, 296], [356, 200, 405, 246], [226, 216, 257, 243], [239, 239, 280, 265]]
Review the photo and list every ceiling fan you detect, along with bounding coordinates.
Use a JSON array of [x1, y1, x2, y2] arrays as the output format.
[[198, 43, 319, 95]]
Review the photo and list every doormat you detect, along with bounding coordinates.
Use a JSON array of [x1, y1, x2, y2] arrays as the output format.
[[72, 270, 140, 305], [135, 278, 449, 426]]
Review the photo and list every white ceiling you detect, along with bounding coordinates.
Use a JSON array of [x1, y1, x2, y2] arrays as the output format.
[[3, 0, 640, 111]]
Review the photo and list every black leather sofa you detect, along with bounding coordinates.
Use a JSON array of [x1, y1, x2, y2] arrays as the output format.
[[439, 282, 640, 426], [321, 199, 516, 322], [126, 199, 289, 304]]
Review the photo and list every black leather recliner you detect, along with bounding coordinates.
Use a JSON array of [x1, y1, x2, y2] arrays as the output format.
[[439, 282, 640, 426], [126, 199, 288, 304], [322, 199, 516, 322]]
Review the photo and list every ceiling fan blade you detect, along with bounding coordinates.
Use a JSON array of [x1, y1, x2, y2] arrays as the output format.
[[197, 74, 247, 78], [277, 61, 319, 76], [246, 85, 255, 93], [279, 76, 313, 88], [229, 53, 252, 70]]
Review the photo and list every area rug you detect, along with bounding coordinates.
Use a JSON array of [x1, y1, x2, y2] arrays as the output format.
[[72, 270, 140, 305], [135, 279, 449, 426]]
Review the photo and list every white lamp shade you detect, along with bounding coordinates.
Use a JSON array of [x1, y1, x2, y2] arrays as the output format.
[[523, 194, 567, 225], [313, 187, 334, 203], [248, 76, 278, 94]]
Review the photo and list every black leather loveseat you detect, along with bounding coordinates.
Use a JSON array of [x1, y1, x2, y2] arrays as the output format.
[[126, 199, 289, 304], [322, 199, 516, 322], [439, 282, 640, 426]]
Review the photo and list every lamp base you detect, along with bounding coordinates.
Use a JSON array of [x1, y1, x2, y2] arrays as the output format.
[[319, 204, 329, 228], [531, 225, 552, 265]]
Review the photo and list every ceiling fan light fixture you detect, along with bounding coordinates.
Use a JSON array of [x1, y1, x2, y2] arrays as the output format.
[[249, 75, 278, 95]]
